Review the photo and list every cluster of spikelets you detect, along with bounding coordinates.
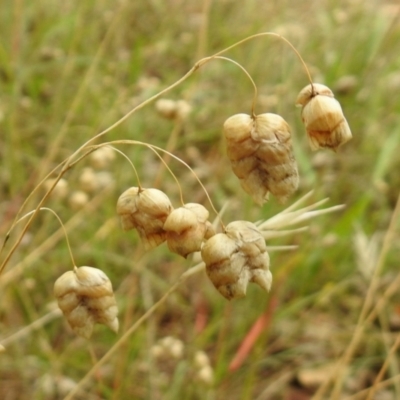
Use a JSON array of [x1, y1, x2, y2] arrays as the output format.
[[224, 83, 352, 205], [43, 146, 116, 210], [115, 186, 344, 303], [150, 336, 214, 386], [54, 266, 118, 339], [53, 82, 351, 338], [116, 186, 273, 300]]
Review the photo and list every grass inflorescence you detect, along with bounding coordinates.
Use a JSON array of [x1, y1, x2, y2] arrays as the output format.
[[1, 1, 400, 399]]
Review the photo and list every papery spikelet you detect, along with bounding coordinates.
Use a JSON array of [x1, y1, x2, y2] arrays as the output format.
[[223, 113, 298, 205], [90, 146, 116, 170], [44, 178, 69, 200], [155, 99, 177, 119], [68, 190, 89, 210], [116, 187, 173, 249], [79, 167, 99, 193], [296, 83, 352, 151], [201, 221, 272, 300], [54, 266, 119, 339], [155, 99, 192, 120], [163, 203, 214, 258], [151, 336, 185, 359]]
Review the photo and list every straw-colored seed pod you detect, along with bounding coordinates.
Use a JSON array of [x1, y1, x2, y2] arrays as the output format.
[[163, 203, 215, 258], [296, 83, 352, 151], [155, 99, 192, 121], [116, 187, 173, 249], [223, 113, 298, 205], [89, 146, 116, 170], [54, 266, 119, 339], [201, 221, 272, 300]]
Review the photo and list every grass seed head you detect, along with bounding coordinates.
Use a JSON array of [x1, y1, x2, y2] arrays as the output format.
[[35, 374, 77, 398], [155, 99, 177, 119], [116, 187, 173, 249], [163, 203, 213, 258], [89, 146, 116, 170], [151, 336, 185, 360], [79, 167, 100, 193], [54, 266, 119, 339], [155, 98, 192, 120], [296, 83, 352, 151], [224, 113, 299, 205], [196, 364, 214, 385], [68, 190, 89, 210], [201, 221, 272, 300], [44, 178, 69, 200], [194, 350, 211, 368]]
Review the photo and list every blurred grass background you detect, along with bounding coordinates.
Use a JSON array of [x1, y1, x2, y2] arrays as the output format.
[[1, 0, 400, 399]]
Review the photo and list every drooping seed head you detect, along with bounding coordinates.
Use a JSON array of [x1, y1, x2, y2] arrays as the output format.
[[44, 178, 69, 200], [54, 266, 119, 339], [296, 83, 352, 151], [155, 99, 177, 119], [163, 203, 214, 258], [79, 167, 99, 193], [155, 99, 192, 120], [68, 190, 89, 210], [223, 113, 299, 205], [89, 146, 116, 170], [116, 187, 173, 249], [151, 336, 185, 360], [201, 221, 272, 300]]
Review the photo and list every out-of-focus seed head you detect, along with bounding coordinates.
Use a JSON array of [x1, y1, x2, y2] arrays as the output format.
[[224, 113, 299, 205], [163, 203, 213, 258], [44, 178, 69, 200], [35, 373, 77, 398], [150, 336, 185, 360], [175, 100, 192, 120], [54, 266, 119, 339], [95, 171, 115, 191], [68, 191, 89, 210], [155, 99, 177, 119], [193, 350, 214, 385], [333, 75, 358, 95], [89, 146, 116, 170], [194, 350, 210, 368], [116, 187, 173, 249], [79, 167, 99, 193], [155, 99, 192, 121], [296, 83, 352, 151], [197, 365, 214, 385], [201, 221, 272, 300], [79, 168, 115, 194]]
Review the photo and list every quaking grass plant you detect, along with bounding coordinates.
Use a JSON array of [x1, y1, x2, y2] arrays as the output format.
[[0, 32, 351, 397]]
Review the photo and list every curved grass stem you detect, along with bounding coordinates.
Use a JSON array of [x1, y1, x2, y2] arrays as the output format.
[[104, 140, 224, 226], [9, 207, 77, 268]]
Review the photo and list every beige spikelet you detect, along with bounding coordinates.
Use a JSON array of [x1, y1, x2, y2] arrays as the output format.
[[296, 83, 352, 151], [54, 266, 119, 339], [201, 221, 272, 300], [116, 187, 173, 249], [163, 203, 215, 258], [223, 113, 298, 205]]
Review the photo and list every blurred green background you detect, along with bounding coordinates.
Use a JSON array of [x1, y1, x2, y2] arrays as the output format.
[[1, 0, 400, 399]]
